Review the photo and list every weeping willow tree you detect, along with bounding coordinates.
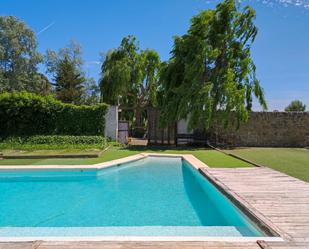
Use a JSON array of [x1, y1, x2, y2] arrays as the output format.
[[160, 0, 267, 130], [100, 36, 160, 128]]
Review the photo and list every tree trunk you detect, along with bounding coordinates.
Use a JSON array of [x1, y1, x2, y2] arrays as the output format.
[[135, 106, 142, 128]]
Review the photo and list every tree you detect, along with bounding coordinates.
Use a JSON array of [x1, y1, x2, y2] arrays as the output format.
[[0, 16, 44, 93], [32, 73, 52, 96], [82, 77, 100, 105], [100, 36, 160, 127], [285, 100, 306, 112], [53, 56, 85, 104], [159, 0, 267, 130], [46, 41, 88, 104]]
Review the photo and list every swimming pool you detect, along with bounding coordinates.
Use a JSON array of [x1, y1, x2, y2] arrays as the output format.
[[0, 156, 273, 239]]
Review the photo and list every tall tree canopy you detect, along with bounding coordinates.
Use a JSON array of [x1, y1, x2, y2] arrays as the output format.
[[46, 40, 98, 104], [100, 36, 160, 126], [285, 100, 306, 112], [0, 16, 44, 93], [53, 56, 85, 104], [160, 0, 267, 130]]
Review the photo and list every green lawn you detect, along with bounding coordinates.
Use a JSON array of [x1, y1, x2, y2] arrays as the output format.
[[227, 148, 309, 182], [2, 146, 308, 182], [0, 146, 251, 168]]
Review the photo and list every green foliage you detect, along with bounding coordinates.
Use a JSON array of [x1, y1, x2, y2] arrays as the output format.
[[100, 36, 160, 127], [45, 40, 99, 105], [285, 100, 306, 112], [54, 56, 86, 104], [0, 143, 104, 151], [24, 135, 105, 145], [0, 16, 46, 93], [0, 92, 108, 137], [159, 0, 267, 130], [32, 73, 52, 96], [0, 136, 106, 151], [100, 36, 137, 105], [82, 78, 100, 105], [0, 135, 106, 150], [55, 103, 107, 135]]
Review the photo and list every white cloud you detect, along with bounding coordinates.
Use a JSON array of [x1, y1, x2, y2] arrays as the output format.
[[246, 0, 309, 9], [205, 0, 309, 9]]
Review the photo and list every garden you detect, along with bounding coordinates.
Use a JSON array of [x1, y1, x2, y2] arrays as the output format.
[[0, 0, 308, 182], [1, 1, 309, 247]]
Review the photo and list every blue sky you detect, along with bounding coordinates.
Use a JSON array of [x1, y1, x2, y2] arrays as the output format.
[[1, 0, 309, 110]]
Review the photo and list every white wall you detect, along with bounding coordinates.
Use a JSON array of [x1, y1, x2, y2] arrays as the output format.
[[104, 105, 118, 141]]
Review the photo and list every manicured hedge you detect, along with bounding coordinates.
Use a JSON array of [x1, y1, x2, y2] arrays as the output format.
[[24, 135, 106, 145], [0, 92, 108, 137], [1, 135, 106, 145], [0, 135, 106, 150]]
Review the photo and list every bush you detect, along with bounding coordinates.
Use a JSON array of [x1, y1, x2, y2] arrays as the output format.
[[0, 135, 106, 150], [0, 92, 108, 137], [24, 135, 106, 145]]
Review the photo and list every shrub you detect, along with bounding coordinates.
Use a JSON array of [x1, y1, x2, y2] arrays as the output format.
[[0, 92, 108, 137], [25, 135, 106, 145], [0, 135, 106, 150]]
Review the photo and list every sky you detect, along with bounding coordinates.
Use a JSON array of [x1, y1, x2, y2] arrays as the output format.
[[1, 0, 309, 111]]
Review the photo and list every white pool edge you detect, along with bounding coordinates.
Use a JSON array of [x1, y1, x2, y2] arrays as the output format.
[[0, 236, 283, 242], [0, 153, 208, 171]]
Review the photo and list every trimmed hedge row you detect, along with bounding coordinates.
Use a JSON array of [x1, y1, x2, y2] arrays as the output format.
[[0, 92, 108, 137], [24, 135, 105, 145], [0, 135, 107, 150], [1, 135, 106, 145]]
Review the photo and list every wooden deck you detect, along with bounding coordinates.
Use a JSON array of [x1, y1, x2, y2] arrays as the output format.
[[1, 167, 308, 249], [201, 167, 309, 249]]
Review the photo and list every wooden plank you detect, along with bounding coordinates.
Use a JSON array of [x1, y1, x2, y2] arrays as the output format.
[[0, 242, 34, 249]]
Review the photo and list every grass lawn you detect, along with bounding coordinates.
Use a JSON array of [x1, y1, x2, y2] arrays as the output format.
[[1, 146, 308, 182], [227, 148, 309, 182], [0, 146, 251, 168]]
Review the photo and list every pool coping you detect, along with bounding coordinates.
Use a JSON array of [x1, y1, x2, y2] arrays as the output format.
[[0, 236, 283, 242], [0, 153, 284, 243], [0, 153, 205, 171]]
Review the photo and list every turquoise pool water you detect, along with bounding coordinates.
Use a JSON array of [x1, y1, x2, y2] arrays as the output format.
[[0, 157, 265, 237]]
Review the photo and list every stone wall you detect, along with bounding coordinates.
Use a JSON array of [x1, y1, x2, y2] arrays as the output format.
[[110, 107, 309, 146], [209, 112, 309, 147]]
